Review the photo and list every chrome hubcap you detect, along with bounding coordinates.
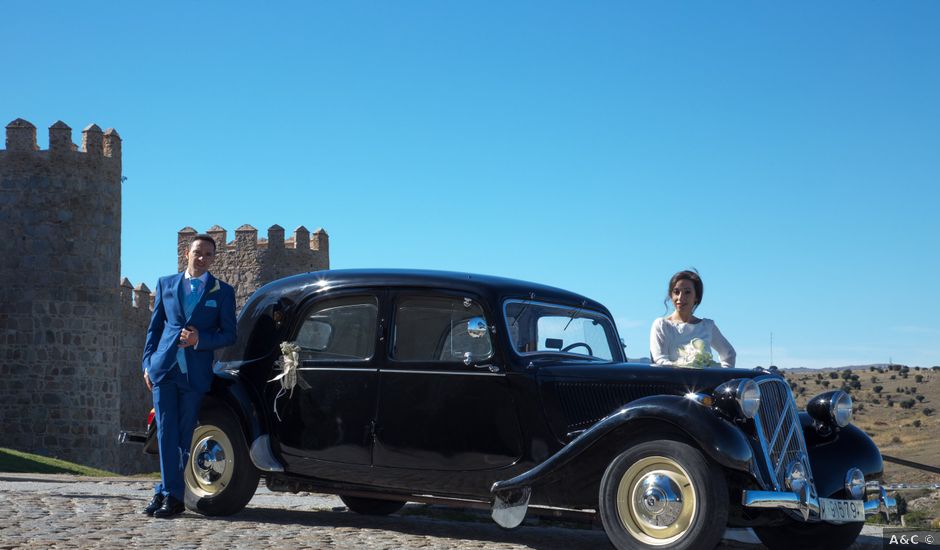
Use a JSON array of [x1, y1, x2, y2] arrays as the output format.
[[636, 474, 683, 526], [195, 439, 227, 483], [617, 455, 697, 546]]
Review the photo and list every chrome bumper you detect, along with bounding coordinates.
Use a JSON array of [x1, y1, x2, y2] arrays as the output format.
[[742, 484, 897, 522]]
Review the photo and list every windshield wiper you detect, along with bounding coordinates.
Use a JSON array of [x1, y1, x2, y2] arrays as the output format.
[[511, 292, 536, 327], [563, 300, 586, 331]]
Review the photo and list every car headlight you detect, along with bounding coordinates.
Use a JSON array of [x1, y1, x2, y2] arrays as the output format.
[[832, 392, 853, 427], [714, 378, 761, 419], [807, 390, 853, 428]]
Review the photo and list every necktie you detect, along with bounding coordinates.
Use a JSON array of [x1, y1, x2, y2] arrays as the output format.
[[185, 279, 202, 316], [177, 279, 203, 374]]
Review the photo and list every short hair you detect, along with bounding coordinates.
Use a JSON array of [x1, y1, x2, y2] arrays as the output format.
[[665, 269, 704, 311], [190, 233, 217, 253]]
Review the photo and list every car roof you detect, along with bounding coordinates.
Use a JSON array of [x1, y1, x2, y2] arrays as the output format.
[[251, 268, 609, 312]]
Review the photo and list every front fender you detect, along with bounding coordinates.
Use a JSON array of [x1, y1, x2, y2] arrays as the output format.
[[208, 375, 268, 451], [492, 394, 757, 495], [801, 413, 884, 498]]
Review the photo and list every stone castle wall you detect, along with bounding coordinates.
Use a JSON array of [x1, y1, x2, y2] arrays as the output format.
[[0, 117, 330, 474], [0, 119, 124, 470], [117, 279, 159, 473]]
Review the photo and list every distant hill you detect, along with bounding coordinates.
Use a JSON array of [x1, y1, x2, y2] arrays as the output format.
[[778, 363, 938, 373]]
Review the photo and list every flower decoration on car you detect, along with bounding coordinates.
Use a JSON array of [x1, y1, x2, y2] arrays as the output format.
[[268, 341, 309, 421]]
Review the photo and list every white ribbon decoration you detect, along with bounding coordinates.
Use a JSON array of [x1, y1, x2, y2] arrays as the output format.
[[268, 341, 309, 421]]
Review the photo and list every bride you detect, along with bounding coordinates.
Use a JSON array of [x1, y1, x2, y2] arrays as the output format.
[[649, 269, 736, 368]]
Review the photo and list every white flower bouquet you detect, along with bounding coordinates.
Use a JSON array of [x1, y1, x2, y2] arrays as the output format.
[[676, 338, 717, 368]]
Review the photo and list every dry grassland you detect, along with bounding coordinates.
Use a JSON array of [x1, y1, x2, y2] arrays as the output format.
[[781, 365, 940, 526]]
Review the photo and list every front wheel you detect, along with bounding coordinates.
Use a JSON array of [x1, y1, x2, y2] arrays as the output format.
[[598, 439, 728, 550], [184, 407, 260, 516], [754, 521, 864, 550]]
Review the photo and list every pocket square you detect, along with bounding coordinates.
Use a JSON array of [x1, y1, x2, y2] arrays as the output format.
[[205, 300, 218, 308]]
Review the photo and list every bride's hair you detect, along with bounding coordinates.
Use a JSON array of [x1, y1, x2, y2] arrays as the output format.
[[664, 269, 703, 312]]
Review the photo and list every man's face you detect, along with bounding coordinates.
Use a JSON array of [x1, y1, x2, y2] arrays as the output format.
[[186, 239, 216, 277]]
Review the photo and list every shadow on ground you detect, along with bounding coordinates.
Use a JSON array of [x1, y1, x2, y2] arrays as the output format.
[[209, 505, 614, 550]]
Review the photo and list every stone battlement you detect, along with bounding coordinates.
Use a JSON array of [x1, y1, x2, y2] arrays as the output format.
[[178, 225, 330, 310], [3, 118, 122, 159], [119, 277, 155, 312], [178, 224, 329, 255]]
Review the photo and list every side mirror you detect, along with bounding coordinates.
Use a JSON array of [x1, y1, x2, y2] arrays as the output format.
[[467, 316, 488, 339]]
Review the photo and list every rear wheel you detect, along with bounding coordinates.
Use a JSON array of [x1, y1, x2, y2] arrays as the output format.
[[598, 439, 728, 550], [340, 495, 406, 516], [184, 407, 260, 516], [754, 521, 864, 550]]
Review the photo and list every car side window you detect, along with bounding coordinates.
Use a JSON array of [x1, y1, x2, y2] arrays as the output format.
[[295, 295, 378, 361], [392, 296, 493, 363]]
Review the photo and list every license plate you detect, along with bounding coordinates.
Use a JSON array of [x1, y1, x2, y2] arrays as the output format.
[[819, 498, 865, 522]]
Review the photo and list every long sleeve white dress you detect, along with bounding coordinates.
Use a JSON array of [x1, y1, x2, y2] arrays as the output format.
[[649, 317, 736, 368]]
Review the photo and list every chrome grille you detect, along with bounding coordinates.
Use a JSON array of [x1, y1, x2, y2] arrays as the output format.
[[753, 378, 814, 492]]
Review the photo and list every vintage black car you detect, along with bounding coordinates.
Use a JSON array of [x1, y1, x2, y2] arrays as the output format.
[[138, 269, 896, 549]]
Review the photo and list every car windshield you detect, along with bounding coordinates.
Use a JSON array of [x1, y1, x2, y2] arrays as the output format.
[[503, 299, 619, 361]]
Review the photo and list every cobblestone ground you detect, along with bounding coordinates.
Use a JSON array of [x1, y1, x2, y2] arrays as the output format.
[[0, 474, 882, 549]]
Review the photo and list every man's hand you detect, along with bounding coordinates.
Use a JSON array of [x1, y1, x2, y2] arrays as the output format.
[[144, 372, 153, 391], [179, 326, 199, 348]]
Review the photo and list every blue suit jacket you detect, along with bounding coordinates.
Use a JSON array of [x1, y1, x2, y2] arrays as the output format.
[[142, 272, 237, 393]]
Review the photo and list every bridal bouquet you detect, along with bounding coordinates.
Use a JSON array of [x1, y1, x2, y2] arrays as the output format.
[[676, 338, 716, 368]]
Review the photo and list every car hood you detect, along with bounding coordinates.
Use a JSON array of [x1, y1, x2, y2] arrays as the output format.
[[535, 361, 768, 442]]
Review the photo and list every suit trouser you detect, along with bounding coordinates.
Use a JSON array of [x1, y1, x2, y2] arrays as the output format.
[[152, 365, 204, 500]]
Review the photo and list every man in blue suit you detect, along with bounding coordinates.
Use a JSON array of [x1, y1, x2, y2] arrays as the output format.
[[141, 234, 237, 518]]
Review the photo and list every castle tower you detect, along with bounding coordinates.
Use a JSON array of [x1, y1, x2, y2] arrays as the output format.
[[178, 224, 330, 310], [0, 119, 123, 470]]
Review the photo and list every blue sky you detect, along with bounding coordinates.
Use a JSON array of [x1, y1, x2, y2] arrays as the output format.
[[5, 2, 939, 369]]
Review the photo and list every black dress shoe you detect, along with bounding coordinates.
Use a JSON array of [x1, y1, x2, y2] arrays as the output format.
[[143, 493, 164, 516], [153, 495, 185, 519]]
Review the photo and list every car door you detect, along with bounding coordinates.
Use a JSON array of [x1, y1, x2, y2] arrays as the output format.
[[373, 291, 524, 476], [274, 291, 382, 467]]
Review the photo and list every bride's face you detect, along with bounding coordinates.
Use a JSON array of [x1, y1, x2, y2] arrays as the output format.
[[671, 279, 697, 316]]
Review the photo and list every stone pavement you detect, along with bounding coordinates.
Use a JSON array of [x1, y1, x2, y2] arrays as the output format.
[[0, 473, 883, 549]]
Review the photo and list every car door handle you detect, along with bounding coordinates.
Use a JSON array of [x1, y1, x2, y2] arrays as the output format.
[[474, 364, 501, 373]]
